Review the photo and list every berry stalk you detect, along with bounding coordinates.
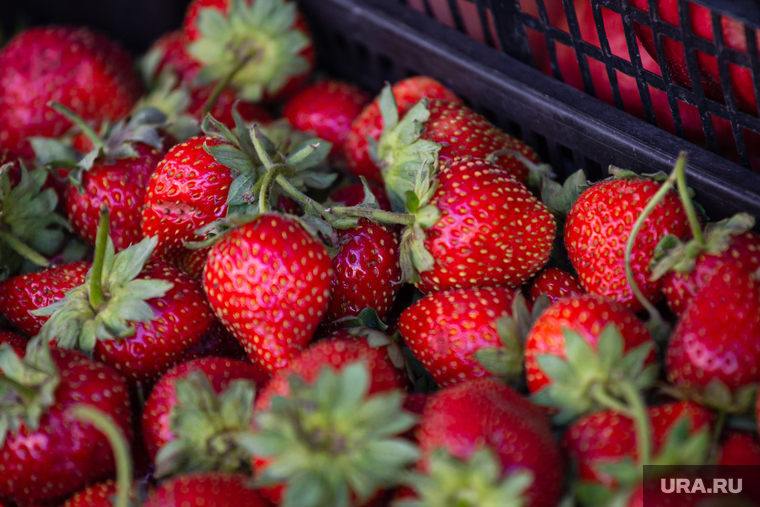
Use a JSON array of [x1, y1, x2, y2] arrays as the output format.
[[89, 207, 111, 310]]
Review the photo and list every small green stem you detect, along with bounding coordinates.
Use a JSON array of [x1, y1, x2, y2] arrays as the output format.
[[618, 380, 652, 466], [0, 230, 50, 267], [673, 155, 705, 245], [250, 125, 275, 171], [69, 405, 132, 507], [591, 384, 633, 416], [49, 102, 104, 150], [274, 175, 334, 222], [201, 55, 251, 119], [711, 410, 727, 457], [259, 165, 295, 214], [327, 206, 416, 226], [0, 375, 39, 403], [89, 207, 110, 310]]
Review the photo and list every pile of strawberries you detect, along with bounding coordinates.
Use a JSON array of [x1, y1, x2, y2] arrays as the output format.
[[1, 0, 759, 506]]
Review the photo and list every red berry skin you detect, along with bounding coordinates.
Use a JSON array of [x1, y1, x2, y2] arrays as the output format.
[[345, 77, 461, 184], [529, 267, 584, 304], [141, 136, 233, 264], [66, 144, 164, 251], [662, 231, 760, 315], [417, 156, 555, 294], [0, 262, 90, 337], [203, 214, 333, 374], [0, 350, 132, 506], [565, 178, 691, 311], [93, 260, 215, 383], [142, 357, 270, 462], [718, 432, 760, 466], [142, 472, 270, 507], [324, 219, 401, 329], [0, 27, 142, 159], [62, 481, 118, 507], [283, 80, 370, 158], [564, 401, 712, 490], [525, 294, 655, 394], [666, 262, 760, 394], [0, 331, 26, 373], [399, 287, 516, 386], [327, 184, 392, 211], [418, 380, 565, 507]]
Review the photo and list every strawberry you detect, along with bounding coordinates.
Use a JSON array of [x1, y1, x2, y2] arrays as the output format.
[[142, 472, 269, 507], [181, 0, 315, 103], [665, 262, 760, 412], [61, 480, 121, 507], [34, 210, 215, 383], [247, 361, 417, 506], [327, 183, 392, 211], [203, 213, 332, 373], [142, 356, 269, 465], [346, 76, 460, 184], [0, 261, 90, 337], [323, 218, 401, 329], [529, 267, 584, 304], [415, 379, 565, 507], [525, 294, 657, 421], [399, 286, 528, 386], [283, 79, 370, 158], [718, 431, 760, 466], [0, 344, 131, 505], [0, 162, 71, 279], [0, 27, 142, 159], [564, 401, 712, 503], [565, 170, 691, 310]]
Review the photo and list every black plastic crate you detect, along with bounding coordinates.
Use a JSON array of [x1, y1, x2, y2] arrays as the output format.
[[297, 0, 760, 221]]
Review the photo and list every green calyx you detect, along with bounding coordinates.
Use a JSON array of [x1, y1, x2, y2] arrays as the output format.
[[0, 162, 71, 279], [540, 169, 587, 217], [661, 379, 759, 414], [395, 447, 533, 507], [532, 325, 658, 424], [188, 0, 311, 101], [474, 293, 550, 381], [372, 84, 441, 214], [133, 69, 200, 143], [31, 209, 173, 355], [240, 362, 420, 507], [155, 371, 257, 478], [0, 340, 61, 447]]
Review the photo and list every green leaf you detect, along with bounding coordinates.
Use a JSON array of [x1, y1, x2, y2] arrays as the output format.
[[597, 325, 624, 374], [535, 354, 574, 384], [106, 236, 159, 287], [207, 144, 256, 174], [378, 84, 399, 135], [562, 328, 599, 372], [474, 346, 523, 378], [287, 139, 332, 170]]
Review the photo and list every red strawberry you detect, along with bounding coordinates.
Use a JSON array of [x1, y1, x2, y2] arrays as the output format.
[[565, 173, 691, 310], [323, 218, 401, 329], [254, 331, 404, 411], [203, 214, 332, 373], [142, 356, 269, 466], [666, 262, 760, 411], [0, 27, 142, 159], [529, 267, 584, 304], [0, 345, 131, 505], [283, 79, 370, 158], [61, 480, 124, 507], [0, 261, 89, 337], [181, 0, 315, 103], [399, 286, 524, 386], [34, 211, 215, 383], [327, 183, 392, 211], [416, 379, 565, 507], [718, 431, 760, 466], [346, 76, 461, 184], [399, 156, 555, 294], [565, 401, 712, 504], [175, 246, 212, 280], [142, 473, 269, 507], [0, 331, 26, 372]]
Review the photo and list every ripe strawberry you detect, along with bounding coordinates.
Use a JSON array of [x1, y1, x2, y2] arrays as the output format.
[[34, 211, 215, 383], [666, 262, 760, 411], [416, 379, 565, 507], [203, 213, 332, 373], [525, 294, 657, 421], [399, 286, 525, 386], [346, 76, 460, 184], [399, 156, 555, 294], [0, 345, 131, 505], [564, 401, 712, 499], [327, 183, 392, 211], [565, 172, 692, 310], [718, 431, 760, 466], [283, 79, 370, 158], [61, 480, 124, 507], [142, 356, 269, 464], [529, 267, 584, 304], [0, 261, 89, 336], [323, 218, 401, 329], [181, 0, 315, 103], [0, 27, 142, 159], [142, 473, 269, 507]]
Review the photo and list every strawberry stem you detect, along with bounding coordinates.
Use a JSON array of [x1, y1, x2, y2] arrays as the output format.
[[201, 55, 252, 119], [259, 164, 295, 214], [486, 148, 553, 189], [590, 384, 633, 416], [89, 207, 110, 310], [0, 230, 50, 268], [673, 154, 705, 246], [250, 125, 275, 170], [617, 379, 652, 467], [48, 102, 104, 150], [69, 404, 133, 507], [326, 206, 416, 226]]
